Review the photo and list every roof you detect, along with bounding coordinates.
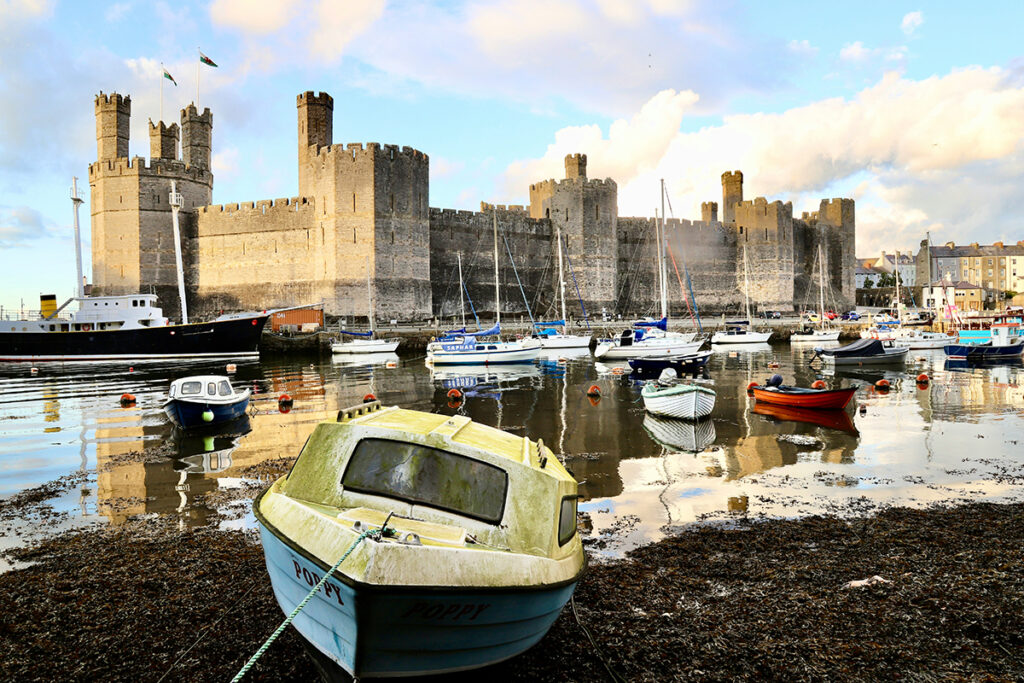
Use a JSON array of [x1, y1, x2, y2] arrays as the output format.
[[924, 242, 1024, 259]]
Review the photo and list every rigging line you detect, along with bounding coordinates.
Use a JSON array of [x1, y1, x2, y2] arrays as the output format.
[[502, 230, 537, 327], [661, 181, 700, 329], [561, 232, 592, 329]]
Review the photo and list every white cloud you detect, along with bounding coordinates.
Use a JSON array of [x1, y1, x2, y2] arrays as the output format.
[[788, 39, 818, 57], [0, 206, 55, 247], [901, 11, 923, 36], [105, 2, 130, 22], [431, 157, 465, 179], [309, 0, 386, 61], [209, 0, 295, 34], [498, 67, 1024, 256], [840, 41, 871, 62], [212, 147, 240, 182], [0, 0, 53, 19]]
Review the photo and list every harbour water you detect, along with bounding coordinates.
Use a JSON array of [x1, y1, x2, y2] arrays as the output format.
[[1, 344, 1023, 567]]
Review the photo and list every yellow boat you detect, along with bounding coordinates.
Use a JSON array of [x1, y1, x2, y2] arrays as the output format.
[[254, 401, 585, 678]]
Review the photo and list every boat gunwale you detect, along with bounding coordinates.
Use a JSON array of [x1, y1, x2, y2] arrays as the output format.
[[253, 486, 587, 594]]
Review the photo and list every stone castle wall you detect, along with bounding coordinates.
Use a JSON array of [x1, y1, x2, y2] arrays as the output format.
[[87, 90, 855, 323]]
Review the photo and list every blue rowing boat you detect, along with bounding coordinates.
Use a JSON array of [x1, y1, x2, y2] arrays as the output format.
[[162, 375, 250, 429]]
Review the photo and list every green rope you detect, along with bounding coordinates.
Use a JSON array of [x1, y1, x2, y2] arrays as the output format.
[[231, 527, 384, 682]]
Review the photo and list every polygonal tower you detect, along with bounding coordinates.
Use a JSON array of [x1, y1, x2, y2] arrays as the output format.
[[297, 91, 334, 195], [721, 170, 743, 224], [181, 104, 212, 170]]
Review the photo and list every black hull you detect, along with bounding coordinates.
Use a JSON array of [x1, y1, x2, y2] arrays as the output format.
[[0, 315, 269, 361]]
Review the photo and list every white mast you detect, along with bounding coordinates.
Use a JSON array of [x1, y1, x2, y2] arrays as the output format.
[[365, 255, 374, 335], [556, 225, 567, 333], [659, 179, 668, 321], [742, 247, 751, 322], [895, 249, 901, 315], [457, 251, 466, 328], [493, 208, 500, 327], [817, 244, 825, 327], [70, 177, 85, 298], [169, 181, 188, 324]]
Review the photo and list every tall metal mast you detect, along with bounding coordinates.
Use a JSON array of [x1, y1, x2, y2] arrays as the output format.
[[457, 251, 466, 328], [169, 181, 188, 324], [659, 179, 668, 321], [70, 177, 85, 298], [493, 208, 500, 326], [556, 226, 567, 333]]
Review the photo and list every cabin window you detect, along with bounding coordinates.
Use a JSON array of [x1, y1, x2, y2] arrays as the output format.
[[558, 496, 578, 545], [180, 381, 202, 395], [487, 345, 497, 350], [207, 382, 217, 395], [342, 438, 508, 524], [133, 300, 138, 307], [218, 380, 232, 396], [49, 324, 55, 331]]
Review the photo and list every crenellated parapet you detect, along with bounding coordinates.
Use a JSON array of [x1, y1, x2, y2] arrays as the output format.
[[197, 197, 315, 237], [479, 202, 528, 214], [817, 197, 855, 227], [95, 91, 130, 161], [148, 119, 179, 161], [701, 201, 718, 223], [309, 141, 430, 165], [181, 104, 212, 171], [88, 156, 213, 185]]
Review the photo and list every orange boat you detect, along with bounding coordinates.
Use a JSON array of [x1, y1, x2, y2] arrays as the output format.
[[752, 402, 858, 435], [751, 384, 856, 410]]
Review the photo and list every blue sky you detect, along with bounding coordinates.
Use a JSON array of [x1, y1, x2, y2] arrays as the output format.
[[3, 0, 1024, 310]]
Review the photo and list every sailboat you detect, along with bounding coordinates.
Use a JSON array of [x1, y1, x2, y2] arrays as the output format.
[[425, 212, 542, 365], [791, 244, 840, 342], [594, 180, 703, 359], [331, 257, 401, 354], [535, 227, 592, 349], [710, 247, 773, 344]]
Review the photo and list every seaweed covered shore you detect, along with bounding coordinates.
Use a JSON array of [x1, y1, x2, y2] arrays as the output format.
[[1, 502, 1022, 682]]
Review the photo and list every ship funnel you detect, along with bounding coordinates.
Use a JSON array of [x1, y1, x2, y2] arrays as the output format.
[[40, 294, 57, 319]]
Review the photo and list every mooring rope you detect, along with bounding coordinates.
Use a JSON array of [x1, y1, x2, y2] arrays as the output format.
[[230, 526, 387, 682]]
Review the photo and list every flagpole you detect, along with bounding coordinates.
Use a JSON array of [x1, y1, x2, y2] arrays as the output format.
[[160, 62, 164, 122], [196, 47, 200, 108]]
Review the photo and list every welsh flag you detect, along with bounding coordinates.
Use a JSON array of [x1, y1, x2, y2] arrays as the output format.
[[200, 51, 217, 68], [163, 68, 177, 85]]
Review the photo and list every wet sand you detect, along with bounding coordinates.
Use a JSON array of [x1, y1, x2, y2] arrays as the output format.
[[2, 475, 1021, 682]]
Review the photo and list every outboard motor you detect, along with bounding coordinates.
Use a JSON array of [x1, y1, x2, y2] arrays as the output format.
[[767, 374, 784, 388]]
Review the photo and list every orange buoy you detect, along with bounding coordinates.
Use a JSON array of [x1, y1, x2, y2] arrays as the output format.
[[279, 403, 292, 414], [767, 361, 780, 368], [363, 393, 376, 403], [746, 381, 758, 394], [278, 393, 294, 407], [586, 385, 601, 397], [811, 380, 827, 389], [611, 366, 626, 375], [128, 366, 134, 373], [916, 373, 929, 384], [30, 367, 39, 374], [385, 360, 398, 368], [119, 393, 136, 406], [447, 388, 462, 399], [875, 379, 890, 391], [226, 363, 237, 373]]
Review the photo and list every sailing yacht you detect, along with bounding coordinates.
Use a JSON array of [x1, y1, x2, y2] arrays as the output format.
[[594, 180, 703, 359], [711, 249, 773, 344], [426, 212, 542, 365], [331, 257, 401, 354], [791, 244, 840, 342], [536, 228, 592, 349]]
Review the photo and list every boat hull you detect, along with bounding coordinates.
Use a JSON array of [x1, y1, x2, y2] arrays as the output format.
[[710, 330, 773, 344], [0, 315, 268, 362], [331, 338, 401, 354], [641, 383, 717, 419], [751, 386, 856, 410], [162, 393, 250, 429], [538, 334, 592, 349], [257, 522, 578, 678], [427, 341, 542, 365], [594, 337, 704, 359], [628, 351, 712, 377], [821, 348, 908, 365], [790, 330, 840, 342], [943, 343, 1023, 360]]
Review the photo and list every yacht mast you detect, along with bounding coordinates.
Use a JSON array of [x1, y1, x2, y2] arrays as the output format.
[[457, 251, 466, 328], [70, 177, 85, 298], [169, 181, 188, 325], [493, 208, 500, 326], [742, 247, 751, 322], [556, 225, 567, 333], [659, 179, 668, 321], [365, 255, 374, 335], [818, 244, 825, 327]]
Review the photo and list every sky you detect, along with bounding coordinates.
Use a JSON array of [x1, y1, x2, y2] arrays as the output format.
[[2, 0, 1024, 310]]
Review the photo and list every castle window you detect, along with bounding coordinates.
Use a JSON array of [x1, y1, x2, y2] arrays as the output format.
[[739, 227, 744, 235], [545, 208, 550, 219], [390, 193, 394, 212], [595, 205, 599, 220], [353, 228, 356, 243], [353, 193, 356, 212], [565, 208, 569, 220]]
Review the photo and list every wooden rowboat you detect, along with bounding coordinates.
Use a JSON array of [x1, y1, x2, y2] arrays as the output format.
[[750, 384, 856, 410]]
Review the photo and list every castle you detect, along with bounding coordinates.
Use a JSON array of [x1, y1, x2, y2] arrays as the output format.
[[88, 90, 855, 322]]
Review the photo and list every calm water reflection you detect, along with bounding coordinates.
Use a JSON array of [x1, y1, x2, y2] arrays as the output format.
[[1, 343, 1022, 559]]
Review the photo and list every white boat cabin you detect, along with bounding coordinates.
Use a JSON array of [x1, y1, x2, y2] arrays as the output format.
[[0, 294, 169, 334], [990, 323, 1022, 347], [168, 375, 240, 402]]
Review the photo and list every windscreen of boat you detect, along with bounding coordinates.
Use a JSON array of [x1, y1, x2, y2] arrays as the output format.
[[341, 438, 508, 524]]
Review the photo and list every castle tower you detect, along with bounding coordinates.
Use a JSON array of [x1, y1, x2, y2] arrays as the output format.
[[95, 92, 130, 160], [181, 104, 212, 170], [565, 153, 587, 180], [88, 94, 213, 317], [297, 91, 333, 195], [701, 201, 718, 223], [529, 153, 618, 313], [148, 120, 179, 160], [722, 170, 743, 224]]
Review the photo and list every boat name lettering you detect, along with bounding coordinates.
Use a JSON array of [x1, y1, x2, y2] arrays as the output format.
[[292, 559, 344, 605], [400, 602, 491, 621]]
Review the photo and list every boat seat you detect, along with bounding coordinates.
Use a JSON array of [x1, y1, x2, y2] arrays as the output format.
[[338, 507, 468, 547]]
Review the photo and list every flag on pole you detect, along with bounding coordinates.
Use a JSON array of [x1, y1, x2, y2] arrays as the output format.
[[199, 51, 217, 68], [163, 68, 177, 86]]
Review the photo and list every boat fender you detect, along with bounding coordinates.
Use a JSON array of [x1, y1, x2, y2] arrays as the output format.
[[874, 379, 890, 391], [916, 373, 929, 385], [447, 388, 462, 399], [202, 409, 215, 423], [226, 363, 237, 373], [611, 366, 627, 375], [128, 366, 134, 373], [363, 393, 376, 403], [746, 381, 758, 394], [586, 385, 601, 397], [811, 380, 827, 389], [119, 393, 136, 406]]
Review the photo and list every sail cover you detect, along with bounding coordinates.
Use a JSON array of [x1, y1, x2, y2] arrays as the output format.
[[633, 317, 668, 331], [339, 329, 373, 337], [467, 323, 500, 338], [824, 338, 883, 357], [534, 320, 565, 327]]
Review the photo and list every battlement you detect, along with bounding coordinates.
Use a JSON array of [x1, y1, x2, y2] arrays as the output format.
[[818, 197, 855, 227], [181, 103, 212, 123], [565, 153, 587, 179], [528, 176, 616, 192], [701, 201, 718, 223], [88, 155, 213, 183], [721, 170, 743, 183], [312, 142, 429, 163], [297, 91, 333, 107], [199, 196, 310, 215], [95, 91, 130, 110], [479, 202, 528, 214], [735, 197, 791, 214]]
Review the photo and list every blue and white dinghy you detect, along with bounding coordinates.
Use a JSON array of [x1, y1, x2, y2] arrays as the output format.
[[254, 401, 585, 678], [162, 375, 250, 429]]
